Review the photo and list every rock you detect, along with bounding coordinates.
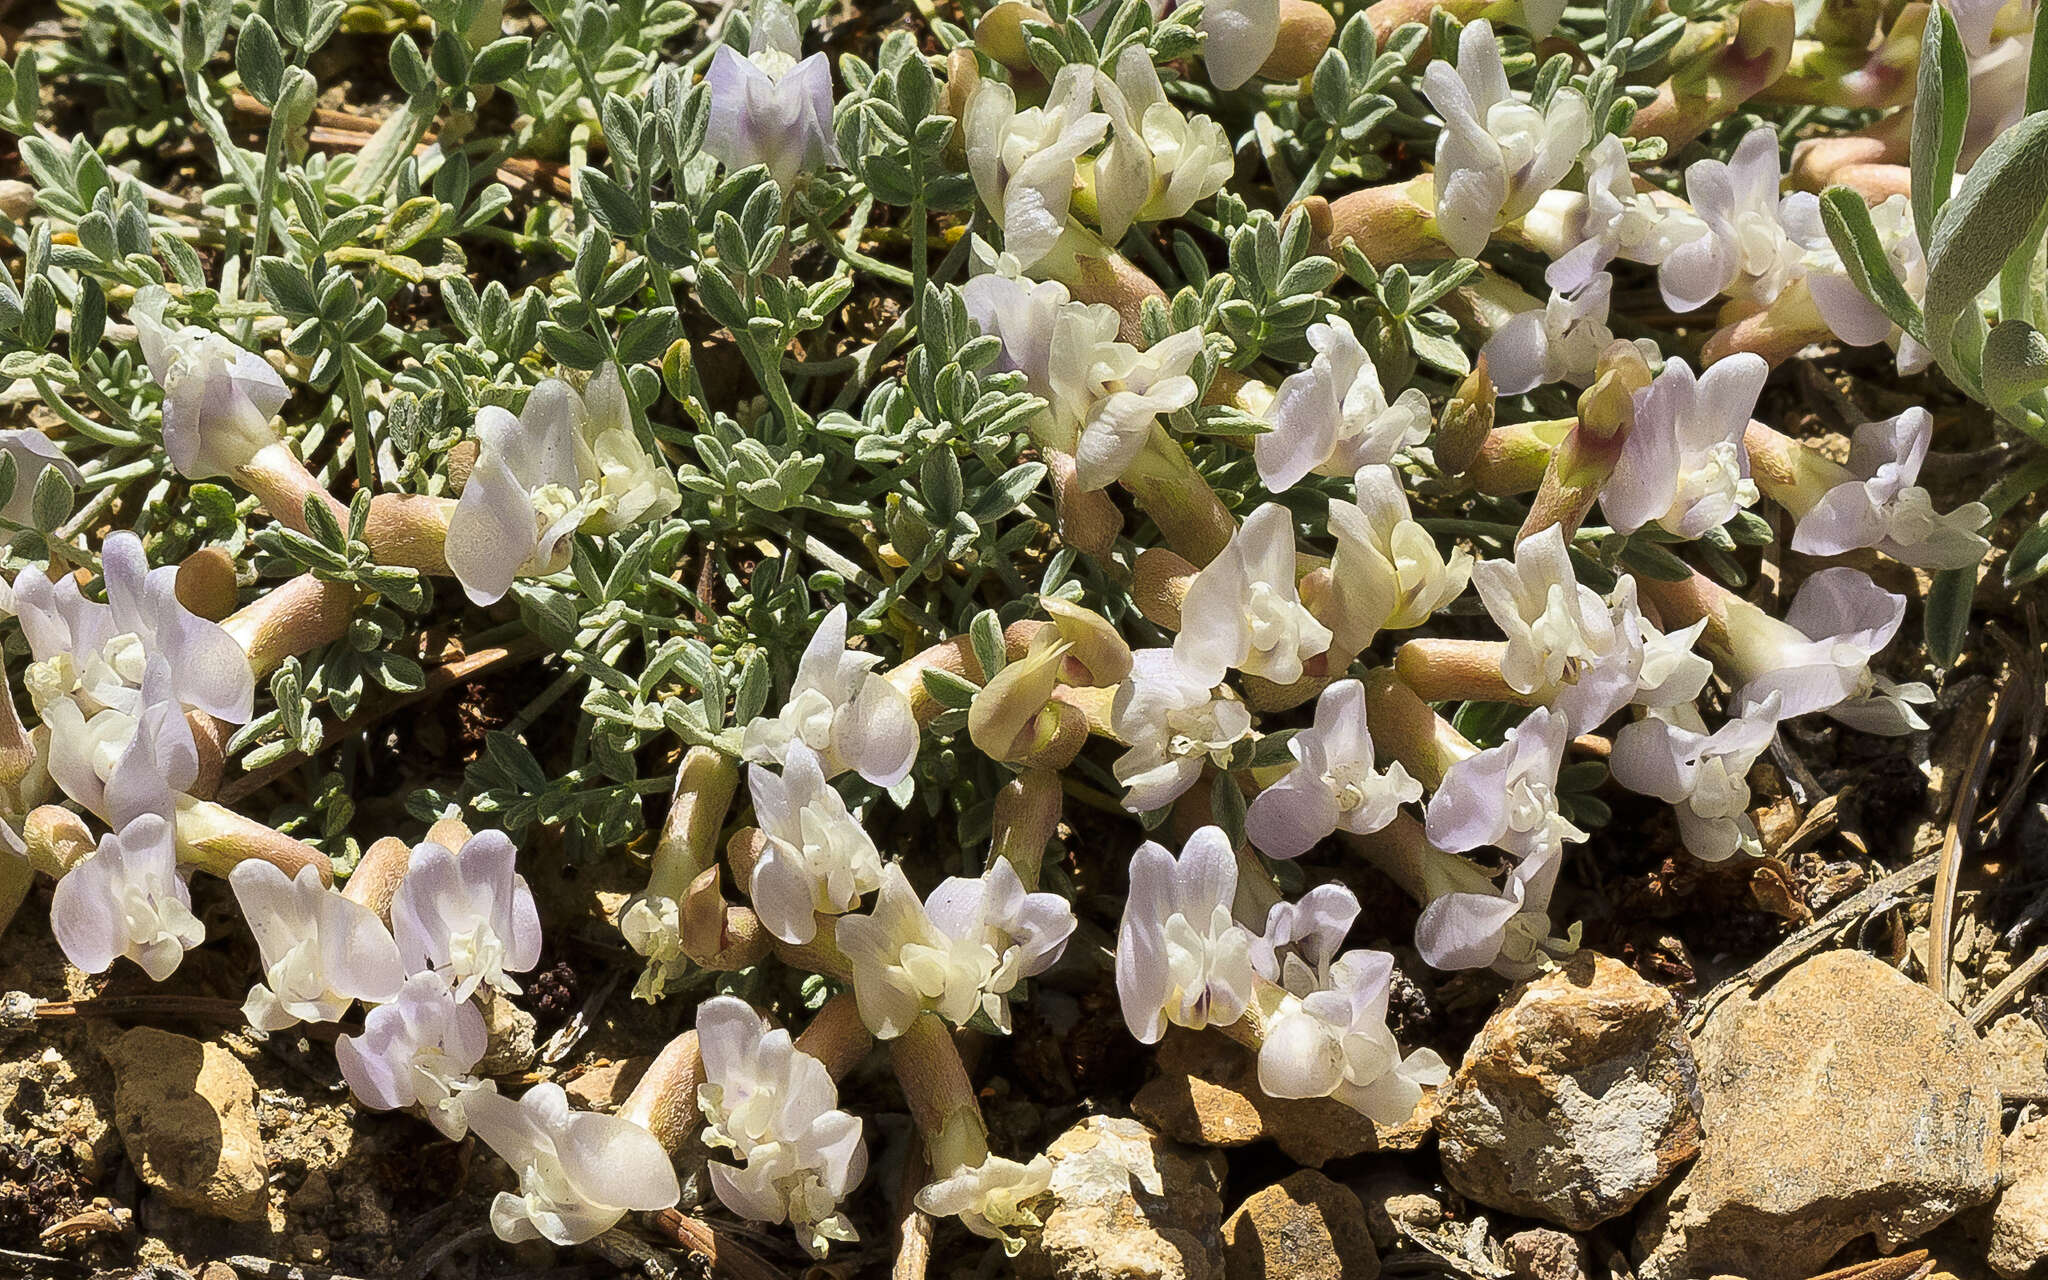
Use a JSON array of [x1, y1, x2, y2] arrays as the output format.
[[1022, 1115, 1226, 1280], [1506, 1229, 1588, 1280], [563, 1056, 652, 1112], [1990, 1117, 2048, 1279], [1633, 950, 2001, 1280], [1133, 1030, 1432, 1166], [1435, 952, 1700, 1229], [476, 991, 537, 1075], [103, 1027, 270, 1222], [1983, 1014, 2048, 1100], [1348, 1167, 1445, 1250], [1221, 1171, 1378, 1280]]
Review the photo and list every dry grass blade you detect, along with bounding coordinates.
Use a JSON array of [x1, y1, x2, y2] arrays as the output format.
[[1928, 662, 2015, 1003], [1969, 945, 2048, 1028]]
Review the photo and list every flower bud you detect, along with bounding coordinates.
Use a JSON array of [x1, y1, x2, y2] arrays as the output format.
[[1435, 358, 1497, 479], [23, 804, 93, 878], [175, 547, 240, 622]]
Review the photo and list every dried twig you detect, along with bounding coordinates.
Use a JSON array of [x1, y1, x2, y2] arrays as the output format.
[[1801, 1250, 1933, 1280], [1929, 674, 2010, 1003], [891, 1127, 934, 1280], [644, 1210, 788, 1280], [1968, 946, 2048, 1029]]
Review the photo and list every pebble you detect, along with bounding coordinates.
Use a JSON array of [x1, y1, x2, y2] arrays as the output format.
[[1021, 1115, 1226, 1280], [1221, 1171, 1378, 1280], [1990, 1117, 2048, 1280], [104, 1026, 270, 1222]]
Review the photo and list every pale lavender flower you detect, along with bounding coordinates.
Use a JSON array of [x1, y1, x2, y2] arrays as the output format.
[[1659, 126, 1804, 312], [1780, 192, 1931, 374], [1544, 136, 1695, 292], [49, 806, 200, 982], [391, 829, 544, 1000], [467, 1082, 680, 1245], [336, 970, 491, 1139], [1789, 408, 1990, 570], [1258, 947, 1449, 1122], [696, 996, 867, 1256], [1174, 503, 1332, 687], [1421, 21, 1591, 259], [1602, 355, 1766, 538], [741, 604, 919, 786], [131, 286, 289, 479], [1200, 0, 1279, 89], [1250, 882, 1360, 981], [965, 65, 1108, 269], [1256, 316, 1432, 493], [0, 430, 80, 541], [1611, 693, 1781, 862], [1246, 679, 1421, 860], [1720, 567, 1931, 733], [1110, 647, 1253, 813], [1323, 465, 1472, 656], [1482, 272, 1625, 395], [1116, 826, 1260, 1044], [1415, 841, 1575, 976], [747, 743, 885, 945], [231, 860, 405, 1032], [703, 0, 841, 191], [1424, 706, 1585, 862]]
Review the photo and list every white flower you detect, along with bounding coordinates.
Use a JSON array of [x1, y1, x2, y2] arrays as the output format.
[[50, 807, 201, 982], [336, 970, 491, 1139], [741, 604, 919, 786], [696, 997, 867, 1257], [1659, 126, 1805, 312], [1545, 135, 1697, 292], [1094, 48, 1233, 242], [1256, 317, 1432, 493], [444, 364, 681, 606], [0, 430, 80, 541], [1421, 20, 1592, 259], [1789, 408, 1990, 571], [1116, 826, 1261, 1044], [1415, 841, 1576, 976], [961, 270, 1202, 489], [1482, 272, 1625, 396], [1720, 566, 1931, 734], [965, 65, 1109, 269], [230, 861, 405, 1032], [1612, 693, 1781, 862], [1324, 465, 1472, 656], [1175, 503, 1332, 687], [1472, 527, 1709, 727], [1246, 679, 1421, 860], [619, 891, 689, 1003], [1601, 355, 1766, 539], [466, 1082, 680, 1246], [131, 287, 289, 479], [838, 859, 1075, 1037], [1424, 706, 1585, 862], [1199, 0, 1279, 89], [391, 829, 544, 1001], [747, 743, 886, 944], [1251, 882, 1361, 980], [915, 1151, 1054, 1253], [1258, 948, 1449, 1123], [16, 532, 253, 820], [703, 0, 841, 191], [1780, 191, 1931, 373], [1110, 648, 1253, 812]]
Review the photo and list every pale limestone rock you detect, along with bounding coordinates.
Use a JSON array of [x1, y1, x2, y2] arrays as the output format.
[[1021, 1115, 1226, 1280], [104, 1026, 270, 1222], [1222, 1171, 1378, 1280]]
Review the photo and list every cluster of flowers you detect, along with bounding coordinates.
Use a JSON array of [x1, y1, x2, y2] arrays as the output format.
[[4, 0, 2032, 1263]]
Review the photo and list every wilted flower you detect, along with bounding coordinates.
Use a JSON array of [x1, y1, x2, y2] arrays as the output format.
[[696, 997, 868, 1257], [1718, 566, 1931, 733], [703, 0, 841, 191], [1421, 20, 1592, 259], [1544, 136, 1696, 292], [1780, 192, 1930, 373], [1258, 947, 1449, 1123], [1175, 503, 1332, 687], [49, 807, 201, 982], [961, 269, 1202, 489], [1482, 273, 1629, 396], [231, 860, 404, 1031], [1256, 316, 1432, 493], [1246, 679, 1421, 859], [1416, 841, 1575, 976], [1424, 706, 1584, 862], [1659, 126, 1804, 312], [467, 1082, 680, 1246], [914, 1150, 1054, 1253], [1602, 355, 1766, 538], [391, 829, 544, 1000], [965, 65, 1109, 269], [1784, 408, 1990, 570], [1110, 647, 1254, 812], [444, 365, 681, 606], [335, 970, 491, 1139], [838, 859, 1075, 1037], [1323, 465, 1472, 656], [747, 743, 886, 944], [1611, 693, 1781, 862], [742, 604, 919, 786], [1116, 826, 1261, 1043], [131, 287, 289, 479], [1199, 0, 1280, 89], [1094, 48, 1233, 243]]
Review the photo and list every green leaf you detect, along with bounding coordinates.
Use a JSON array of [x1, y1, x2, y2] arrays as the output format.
[[1818, 187, 1925, 339], [580, 168, 646, 237], [470, 35, 530, 84], [921, 666, 980, 710], [235, 16, 286, 105], [1923, 110, 2048, 366], [1909, 1, 1970, 246], [1982, 320, 2048, 423], [29, 463, 71, 532], [1925, 566, 1975, 669], [2005, 511, 2048, 588]]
